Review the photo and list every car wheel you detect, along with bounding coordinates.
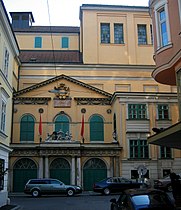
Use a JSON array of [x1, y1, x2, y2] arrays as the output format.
[[103, 188, 110, 195], [31, 189, 40, 197], [67, 188, 75, 196], [167, 184, 173, 192]]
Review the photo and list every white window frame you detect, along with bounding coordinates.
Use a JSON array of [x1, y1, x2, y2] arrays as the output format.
[[178, 0, 181, 29], [0, 89, 8, 134], [154, 0, 171, 49]]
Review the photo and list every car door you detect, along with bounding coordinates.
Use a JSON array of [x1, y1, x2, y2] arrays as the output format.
[[107, 178, 121, 193], [49, 179, 65, 194], [118, 178, 133, 191]]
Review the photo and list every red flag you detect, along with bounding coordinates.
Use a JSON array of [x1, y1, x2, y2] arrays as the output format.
[[39, 114, 42, 135], [81, 115, 84, 138]]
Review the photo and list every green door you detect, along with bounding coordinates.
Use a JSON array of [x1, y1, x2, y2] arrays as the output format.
[[83, 158, 107, 191], [13, 158, 37, 192], [50, 158, 70, 184]]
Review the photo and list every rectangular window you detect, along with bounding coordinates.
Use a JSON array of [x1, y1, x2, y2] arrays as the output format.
[[3, 48, 9, 78], [34, 37, 42, 48], [101, 23, 110, 44], [0, 100, 6, 132], [158, 104, 169, 120], [114, 23, 124, 44], [130, 139, 149, 159], [61, 37, 69, 48], [128, 104, 147, 119], [0, 159, 5, 191], [160, 146, 172, 159], [158, 8, 168, 46], [150, 24, 153, 44], [137, 24, 147, 45]]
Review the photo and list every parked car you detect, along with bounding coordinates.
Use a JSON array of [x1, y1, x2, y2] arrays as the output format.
[[110, 188, 176, 210], [93, 177, 147, 195], [154, 173, 181, 192], [24, 178, 82, 197]]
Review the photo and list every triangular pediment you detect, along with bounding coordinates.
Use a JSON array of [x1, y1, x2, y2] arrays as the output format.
[[14, 75, 112, 102]]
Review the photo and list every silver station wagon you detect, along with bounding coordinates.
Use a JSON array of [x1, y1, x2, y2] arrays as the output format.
[[24, 178, 82, 197]]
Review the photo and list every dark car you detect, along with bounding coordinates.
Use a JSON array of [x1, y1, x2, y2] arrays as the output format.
[[110, 188, 176, 210], [24, 178, 82, 197], [93, 177, 147, 195], [154, 173, 181, 192]]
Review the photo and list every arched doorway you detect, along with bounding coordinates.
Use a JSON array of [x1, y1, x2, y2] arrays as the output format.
[[13, 158, 37, 192], [83, 158, 107, 191], [50, 158, 70, 184]]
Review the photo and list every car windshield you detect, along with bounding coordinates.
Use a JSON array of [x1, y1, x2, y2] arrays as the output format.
[[132, 193, 171, 205]]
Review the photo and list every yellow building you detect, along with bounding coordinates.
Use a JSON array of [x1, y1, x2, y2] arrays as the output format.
[[0, 0, 19, 207], [7, 4, 180, 192]]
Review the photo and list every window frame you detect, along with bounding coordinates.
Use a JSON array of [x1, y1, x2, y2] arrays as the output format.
[[154, 0, 171, 49], [3, 47, 9, 78], [160, 146, 172, 159], [128, 104, 147, 120], [0, 90, 8, 134], [61, 37, 69, 48], [20, 114, 35, 142], [129, 139, 149, 159], [34, 37, 42, 48], [90, 115, 104, 142], [100, 23, 110, 44], [114, 23, 124, 44], [0, 159, 5, 191], [137, 24, 147, 45], [157, 104, 169, 120]]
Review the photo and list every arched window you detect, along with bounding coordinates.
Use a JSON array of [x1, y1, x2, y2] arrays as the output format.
[[55, 114, 69, 137], [20, 114, 35, 142], [90, 115, 104, 142]]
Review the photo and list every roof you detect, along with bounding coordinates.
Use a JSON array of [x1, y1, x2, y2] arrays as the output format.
[[19, 50, 82, 63], [12, 26, 80, 33]]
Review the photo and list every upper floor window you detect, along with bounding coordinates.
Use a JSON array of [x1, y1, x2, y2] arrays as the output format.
[[61, 37, 69, 48], [158, 8, 168, 47], [101, 23, 110, 44], [137, 24, 147, 45], [3, 48, 9, 78], [55, 114, 70, 138], [157, 104, 169, 120], [150, 24, 153, 44], [128, 104, 147, 120], [20, 114, 35, 142], [0, 99, 6, 133], [130, 139, 149, 159], [114, 23, 124, 44], [34, 37, 42, 48], [90, 115, 104, 142], [160, 146, 172, 159]]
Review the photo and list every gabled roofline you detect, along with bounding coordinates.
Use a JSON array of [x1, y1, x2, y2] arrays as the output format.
[[14, 74, 112, 97]]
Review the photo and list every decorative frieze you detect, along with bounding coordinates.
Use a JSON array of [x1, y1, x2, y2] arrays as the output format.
[[9, 146, 121, 157], [14, 97, 51, 105]]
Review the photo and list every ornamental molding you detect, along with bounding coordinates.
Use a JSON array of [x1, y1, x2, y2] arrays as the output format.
[[14, 97, 51, 105], [9, 147, 121, 157], [75, 97, 111, 105]]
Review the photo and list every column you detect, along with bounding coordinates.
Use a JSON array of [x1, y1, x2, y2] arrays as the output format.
[[76, 157, 81, 186], [71, 157, 75, 185], [110, 157, 114, 177], [38, 157, 43, 178], [45, 157, 49, 178]]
